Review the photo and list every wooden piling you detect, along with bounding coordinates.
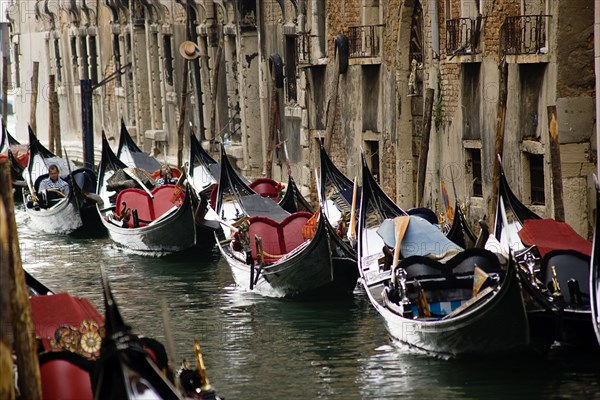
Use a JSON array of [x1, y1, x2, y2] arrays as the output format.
[[488, 60, 508, 226], [48, 75, 56, 154], [2, 56, 7, 123], [177, 61, 189, 167], [29, 62, 39, 134], [265, 71, 279, 178], [547, 105, 565, 222], [209, 45, 223, 142], [416, 88, 435, 207], [0, 161, 42, 399], [325, 50, 341, 153]]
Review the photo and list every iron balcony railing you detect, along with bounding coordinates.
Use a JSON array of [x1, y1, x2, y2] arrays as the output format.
[[501, 15, 551, 56], [347, 24, 384, 58], [446, 17, 482, 56], [297, 32, 311, 64]]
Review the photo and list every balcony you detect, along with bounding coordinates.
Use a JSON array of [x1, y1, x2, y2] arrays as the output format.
[[297, 32, 311, 65], [501, 15, 551, 59], [446, 17, 482, 60], [347, 24, 383, 60]]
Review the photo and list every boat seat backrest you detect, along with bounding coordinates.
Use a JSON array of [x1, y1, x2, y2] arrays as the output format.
[[399, 256, 445, 280], [247, 211, 312, 263], [116, 188, 154, 227], [152, 184, 184, 218], [444, 248, 501, 274], [34, 173, 49, 193], [249, 178, 280, 200], [69, 168, 96, 193], [39, 351, 94, 400], [541, 250, 591, 298]]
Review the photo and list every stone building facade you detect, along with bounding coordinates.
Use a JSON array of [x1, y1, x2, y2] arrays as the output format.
[[5, 0, 597, 237]]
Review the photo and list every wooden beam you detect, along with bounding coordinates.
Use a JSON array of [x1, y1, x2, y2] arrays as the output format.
[[29, 62, 39, 134], [1, 56, 7, 123], [325, 51, 341, 153], [548, 105, 565, 222], [177, 61, 189, 168], [416, 88, 435, 207], [488, 60, 508, 226], [0, 161, 42, 399]]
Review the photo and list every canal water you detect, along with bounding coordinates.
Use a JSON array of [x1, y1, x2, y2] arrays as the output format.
[[15, 207, 600, 399]]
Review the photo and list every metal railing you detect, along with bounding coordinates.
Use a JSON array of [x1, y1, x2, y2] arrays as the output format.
[[297, 32, 311, 64], [446, 17, 482, 56], [501, 15, 551, 56], [347, 24, 384, 58]]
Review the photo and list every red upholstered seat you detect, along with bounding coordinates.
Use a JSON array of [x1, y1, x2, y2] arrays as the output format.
[[116, 188, 154, 227], [247, 211, 312, 263], [115, 185, 185, 227], [210, 185, 218, 209], [40, 354, 93, 400], [152, 184, 184, 218], [250, 178, 282, 202]]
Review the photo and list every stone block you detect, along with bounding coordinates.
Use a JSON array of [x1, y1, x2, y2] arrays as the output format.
[[557, 97, 594, 143], [145, 130, 167, 141]]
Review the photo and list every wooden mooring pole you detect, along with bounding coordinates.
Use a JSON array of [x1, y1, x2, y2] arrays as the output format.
[[547, 105, 565, 222], [417, 88, 435, 207], [2, 56, 7, 123], [488, 60, 509, 226], [177, 60, 189, 167], [29, 62, 39, 134], [0, 161, 42, 399]]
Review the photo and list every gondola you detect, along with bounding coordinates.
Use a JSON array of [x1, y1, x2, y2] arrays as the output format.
[[592, 180, 600, 346], [317, 144, 360, 291], [22, 127, 104, 236], [189, 132, 219, 195], [357, 156, 529, 357], [116, 120, 162, 172], [494, 162, 598, 350], [27, 269, 217, 399], [93, 271, 183, 398], [214, 145, 352, 298], [1, 121, 28, 201], [445, 202, 479, 249], [97, 132, 197, 254]]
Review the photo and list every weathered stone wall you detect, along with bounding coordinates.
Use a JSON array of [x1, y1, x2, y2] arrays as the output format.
[[556, 0, 594, 99]]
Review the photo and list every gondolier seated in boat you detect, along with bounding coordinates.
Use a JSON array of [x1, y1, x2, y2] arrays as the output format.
[[39, 164, 70, 199], [156, 164, 178, 186]]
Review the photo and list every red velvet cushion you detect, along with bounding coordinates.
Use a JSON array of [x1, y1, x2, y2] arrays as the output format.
[[247, 211, 312, 263], [250, 178, 284, 202], [40, 359, 93, 400], [152, 184, 184, 218], [116, 188, 154, 227]]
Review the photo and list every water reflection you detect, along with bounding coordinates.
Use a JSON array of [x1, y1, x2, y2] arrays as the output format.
[[15, 208, 600, 399]]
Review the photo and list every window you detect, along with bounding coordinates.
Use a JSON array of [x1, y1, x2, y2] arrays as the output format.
[[88, 35, 98, 85], [79, 36, 89, 80], [519, 64, 545, 139], [467, 148, 482, 197], [462, 63, 481, 139], [163, 34, 174, 87], [70, 36, 79, 81], [362, 65, 380, 132], [285, 35, 297, 102], [365, 140, 380, 182], [528, 153, 545, 205], [445, 0, 452, 20], [112, 34, 122, 87]]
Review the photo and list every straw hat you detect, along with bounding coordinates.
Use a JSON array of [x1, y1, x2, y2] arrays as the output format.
[[179, 41, 201, 60]]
